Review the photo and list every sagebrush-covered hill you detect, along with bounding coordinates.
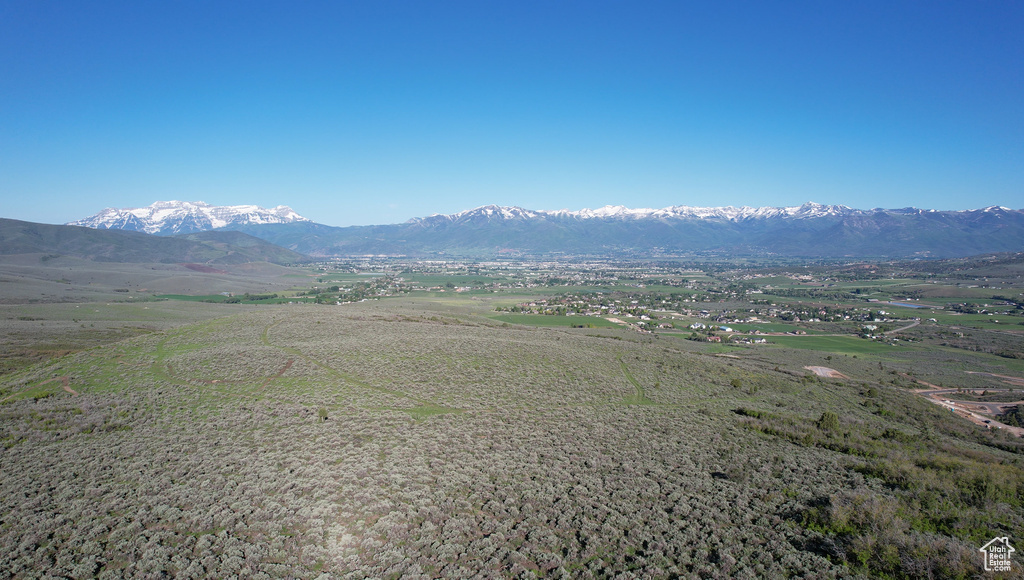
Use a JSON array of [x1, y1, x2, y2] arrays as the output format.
[[0, 218, 308, 264]]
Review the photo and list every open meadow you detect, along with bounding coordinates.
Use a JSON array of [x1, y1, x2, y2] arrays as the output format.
[[1, 258, 1023, 578]]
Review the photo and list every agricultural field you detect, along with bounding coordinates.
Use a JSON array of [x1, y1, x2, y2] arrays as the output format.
[[486, 313, 622, 328], [1, 255, 1023, 578]]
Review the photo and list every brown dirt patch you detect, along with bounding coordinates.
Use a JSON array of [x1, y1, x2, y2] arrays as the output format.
[[804, 366, 848, 379]]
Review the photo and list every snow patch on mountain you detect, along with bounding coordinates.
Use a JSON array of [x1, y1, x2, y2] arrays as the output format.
[[69, 201, 309, 235], [414, 201, 861, 223], [563, 201, 857, 220]]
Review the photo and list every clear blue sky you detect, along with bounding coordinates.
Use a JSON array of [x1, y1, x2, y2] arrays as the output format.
[[2, 1, 1022, 226]]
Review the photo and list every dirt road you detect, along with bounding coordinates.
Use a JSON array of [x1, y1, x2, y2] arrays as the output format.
[[925, 397, 1024, 437], [884, 320, 920, 335]]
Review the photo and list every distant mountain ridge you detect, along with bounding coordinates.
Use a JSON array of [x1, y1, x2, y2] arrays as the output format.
[[68, 201, 1024, 258], [67, 200, 309, 235], [414, 201, 861, 224]]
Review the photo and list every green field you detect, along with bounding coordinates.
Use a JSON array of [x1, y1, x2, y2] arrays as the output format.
[[488, 313, 621, 327], [766, 334, 913, 354], [927, 312, 1024, 329], [724, 322, 827, 334], [157, 293, 315, 304], [401, 273, 508, 286]]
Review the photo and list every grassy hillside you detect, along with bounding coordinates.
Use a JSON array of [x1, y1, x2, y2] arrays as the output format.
[[0, 258, 311, 377], [173, 230, 309, 264], [0, 219, 308, 264], [1, 297, 1020, 578]]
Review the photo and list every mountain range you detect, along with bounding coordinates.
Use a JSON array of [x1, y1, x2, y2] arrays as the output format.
[[64, 200, 1024, 259], [67, 200, 308, 235], [414, 201, 857, 223]]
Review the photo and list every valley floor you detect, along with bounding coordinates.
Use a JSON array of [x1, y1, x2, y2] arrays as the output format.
[[1, 297, 1021, 578]]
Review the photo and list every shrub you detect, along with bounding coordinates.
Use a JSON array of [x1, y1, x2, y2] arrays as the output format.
[[816, 411, 840, 432]]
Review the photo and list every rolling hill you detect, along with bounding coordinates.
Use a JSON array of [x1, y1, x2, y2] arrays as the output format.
[[0, 218, 308, 264]]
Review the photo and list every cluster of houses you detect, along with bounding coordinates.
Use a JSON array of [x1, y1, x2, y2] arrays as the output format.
[[495, 297, 655, 319], [687, 322, 770, 343]]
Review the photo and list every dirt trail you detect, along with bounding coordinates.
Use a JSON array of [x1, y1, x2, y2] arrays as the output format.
[[261, 320, 439, 407], [262, 359, 295, 389], [39, 376, 77, 396], [0, 376, 76, 402], [58, 376, 78, 396], [618, 357, 653, 404], [884, 320, 920, 335], [903, 374, 945, 392]]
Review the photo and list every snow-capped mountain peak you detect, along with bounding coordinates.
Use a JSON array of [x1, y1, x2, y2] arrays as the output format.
[[412, 205, 543, 225], [408, 202, 865, 224], [572, 205, 660, 218], [68, 200, 310, 235]]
